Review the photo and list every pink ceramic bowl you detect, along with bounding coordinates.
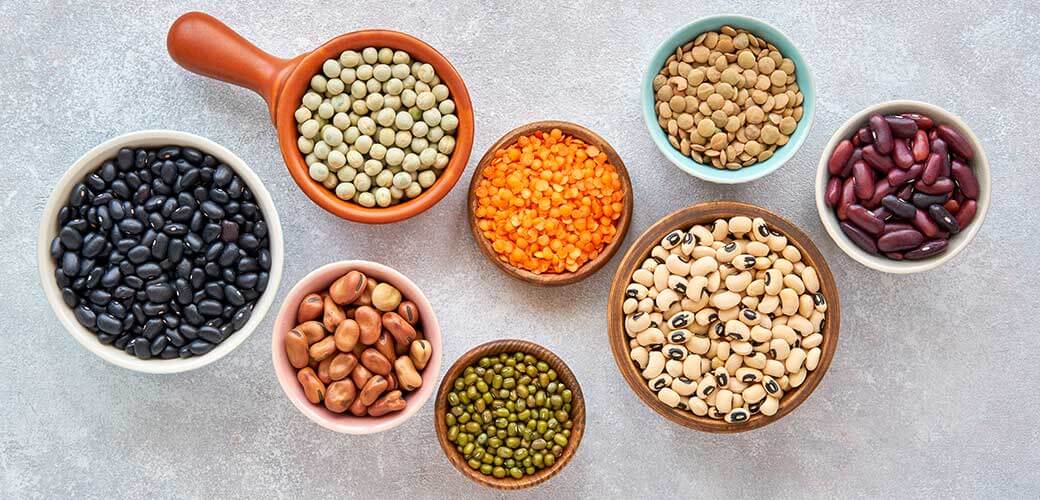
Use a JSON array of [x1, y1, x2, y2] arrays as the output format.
[[271, 260, 442, 434]]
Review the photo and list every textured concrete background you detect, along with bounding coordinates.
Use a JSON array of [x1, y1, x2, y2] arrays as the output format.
[[2, 0, 1039, 498]]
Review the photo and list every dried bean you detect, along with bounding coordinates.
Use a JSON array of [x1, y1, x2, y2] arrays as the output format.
[[884, 115, 918, 138], [912, 209, 941, 238], [862, 145, 895, 172], [825, 176, 842, 207], [840, 221, 878, 254], [928, 204, 960, 234], [936, 124, 974, 160], [911, 130, 930, 162], [837, 177, 855, 220], [915, 178, 954, 195], [955, 200, 977, 228], [877, 229, 924, 252], [892, 140, 914, 169], [852, 161, 874, 200], [922, 153, 943, 185], [951, 160, 979, 199], [887, 162, 923, 186], [869, 114, 894, 154], [881, 195, 917, 219], [828, 140, 854, 175], [905, 239, 948, 260], [847, 205, 884, 235]]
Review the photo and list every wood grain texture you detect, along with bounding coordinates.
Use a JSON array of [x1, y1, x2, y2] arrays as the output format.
[[434, 339, 586, 489], [467, 120, 633, 286], [606, 201, 841, 433]]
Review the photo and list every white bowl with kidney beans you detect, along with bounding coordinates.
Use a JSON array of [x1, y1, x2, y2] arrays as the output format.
[[37, 130, 284, 374], [815, 101, 990, 273]]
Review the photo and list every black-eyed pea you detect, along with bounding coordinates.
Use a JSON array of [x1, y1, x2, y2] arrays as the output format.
[[717, 307, 739, 323], [692, 245, 716, 259], [665, 254, 692, 276], [661, 229, 684, 249], [667, 311, 694, 330], [742, 383, 766, 405], [769, 338, 791, 360], [746, 279, 766, 297], [716, 241, 741, 263], [801, 266, 820, 293], [754, 256, 771, 270], [629, 338, 639, 349], [793, 261, 806, 274], [744, 352, 767, 369], [724, 407, 750, 423], [636, 328, 665, 348], [764, 269, 783, 295], [710, 291, 741, 310], [813, 292, 828, 313], [686, 335, 710, 355], [668, 329, 692, 344], [798, 294, 814, 318], [640, 258, 657, 272], [805, 347, 821, 371], [728, 216, 752, 234], [760, 395, 779, 416], [723, 319, 750, 341], [736, 367, 762, 383], [751, 217, 769, 241], [696, 376, 717, 398], [762, 375, 781, 396], [779, 288, 799, 315], [732, 254, 757, 271], [750, 325, 772, 343], [630, 346, 650, 369], [741, 296, 759, 310], [778, 375, 790, 391], [772, 258, 794, 275], [679, 231, 696, 255], [725, 271, 752, 292], [789, 368, 807, 388], [625, 312, 652, 336], [648, 374, 673, 392], [764, 359, 785, 377], [638, 297, 654, 313], [802, 333, 823, 350], [758, 315, 772, 330], [702, 272, 719, 294], [651, 245, 669, 262], [717, 263, 736, 281], [772, 316, 789, 328], [625, 283, 649, 301], [709, 321, 723, 340], [667, 275, 689, 295], [691, 224, 714, 246], [686, 276, 708, 301], [683, 354, 704, 379], [725, 352, 743, 374], [623, 298, 638, 314], [788, 315, 813, 336], [647, 288, 658, 300], [657, 387, 681, 407], [677, 396, 690, 411], [746, 241, 770, 257], [809, 311, 825, 334], [740, 308, 762, 326], [715, 389, 734, 412], [782, 245, 802, 262], [726, 376, 748, 393], [689, 396, 709, 416], [712, 366, 730, 387], [665, 359, 684, 377], [689, 255, 718, 276], [731, 341, 753, 356], [711, 218, 729, 240], [783, 274, 806, 294], [653, 264, 670, 291], [785, 347, 807, 373], [655, 288, 680, 311], [672, 376, 698, 396], [664, 344, 689, 361], [716, 340, 731, 359], [632, 268, 654, 287], [680, 297, 702, 313], [701, 357, 712, 374], [642, 351, 666, 379], [694, 307, 717, 326]]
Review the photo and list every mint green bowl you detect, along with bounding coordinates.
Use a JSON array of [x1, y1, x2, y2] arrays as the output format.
[[641, 15, 815, 184]]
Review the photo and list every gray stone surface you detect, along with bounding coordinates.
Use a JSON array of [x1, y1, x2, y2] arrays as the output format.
[[2, 0, 1038, 498]]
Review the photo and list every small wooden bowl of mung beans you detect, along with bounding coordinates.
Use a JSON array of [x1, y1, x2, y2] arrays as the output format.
[[607, 201, 840, 432], [642, 15, 815, 184], [467, 120, 633, 286], [434, 339, 585, 489]]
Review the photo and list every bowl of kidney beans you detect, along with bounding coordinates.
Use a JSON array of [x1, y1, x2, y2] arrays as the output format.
[[37, 130, 284, 373], [815, 101, 989, 273]]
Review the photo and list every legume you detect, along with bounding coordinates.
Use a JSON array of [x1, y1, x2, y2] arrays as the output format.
[[296, 48, 457, 207], [283, 270, 431, 416], [50, 146, 272, 359], [652, 25, 805, 169], [444, 351, 573, 479], [622, 216, 828, 422], [473, 129, 625, 274], [825, 113, 980, 260]]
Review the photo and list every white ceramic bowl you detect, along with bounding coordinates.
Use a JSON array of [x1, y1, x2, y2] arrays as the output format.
[[815, 100, 990, 273], [37, 130, 284, 373]]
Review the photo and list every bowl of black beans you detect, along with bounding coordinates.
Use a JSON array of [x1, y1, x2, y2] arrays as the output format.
[[37, 130, 284, 373]]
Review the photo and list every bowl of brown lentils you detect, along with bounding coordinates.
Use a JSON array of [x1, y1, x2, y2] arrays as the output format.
[[607, 201, 840, 432], [642, 16, 815, 184], [434, 339, 585, 489]]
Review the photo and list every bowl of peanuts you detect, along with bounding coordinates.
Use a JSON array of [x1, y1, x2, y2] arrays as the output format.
[[271, 260, 441, 434], [642, 16, 815, 184], [467, 120, 633, 286], [607, 201, 840, 432]]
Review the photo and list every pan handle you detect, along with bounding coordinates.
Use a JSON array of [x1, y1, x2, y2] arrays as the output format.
[[167, 12, 297, 123]]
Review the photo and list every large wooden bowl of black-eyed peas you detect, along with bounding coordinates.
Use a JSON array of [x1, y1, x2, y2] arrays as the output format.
[[607, 201, 840, 432]]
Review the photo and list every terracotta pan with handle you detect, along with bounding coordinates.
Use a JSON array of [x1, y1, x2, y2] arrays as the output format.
[[167, 12, 474, 223]]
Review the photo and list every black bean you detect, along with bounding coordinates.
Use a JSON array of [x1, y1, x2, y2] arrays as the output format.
[[204, 282, 224, 300], [179, 168, 201, 190], [114, 334, 132, 350], [108, 301, 127, 319], [200, 200, 225, 220], [197, 326, 223, 343], [238, 233, 259, 250], [181, 147, 203, 164], [221, 268, 236, 284], [119, 218, 144, 234], [143, 195, 165, 212], [116, 148, 134, 170], [166, 328, 187, 347], [911, 192, 948, 209], [219, 220, 239, 242], [231, 306, 252, 329], [85, 267, 103, 288], [146, 283, 174, 303], [170, 205, 193, 222], [163, 223, 188, 236], [149, 335, 169, 356], [236, 273, 258, 289], [167, 239, 184, 262], [152, 233, 169, 259], [179, 324, 199, 340], [136, 262, 162, 279], [197, 299, 223, 317], [59, 226, 83, 249], [86, 173, 106, 191], [224, 285, 245, 306], [183, 304, 204, 325], [142, 302, 168, 317], [158, 146, 181, 160], [213, 164, 233, 187], [201, 223, 221, 242], [132, 337, 152, 359], [61, 252, 79, 276], [124, 275, 144, 289], [126, 246, 149, 264], [184, 233, 204, 252], [218, 243, 239, 266], [189, 267, 206, 289], [142, 318, 164, 339], [74, 305, 97, 328], [62, 288, 78, 307], [178, 345, 193, 358], [96, 314, 122, 334], [254, 220, 268, 239], [205, 242, 224, 261], [187, 340, 215, 355]]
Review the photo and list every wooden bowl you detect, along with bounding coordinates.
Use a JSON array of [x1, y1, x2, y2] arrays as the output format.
[[167, 12, 474, 224], [467, 120, 633, 286], [606, 201, 841, 432], [434, 339, 586, 489]]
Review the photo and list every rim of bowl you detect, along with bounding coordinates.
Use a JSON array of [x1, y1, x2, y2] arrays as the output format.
[[641, 14, 816, 184], [275, 30, 474, 224], [607, 200, 841, 432], [433, 338, 586, 489], [270, 260, 442, 434], [466, 120, 634, 286], [814, 99, 991, 273], [37, 130, 285, 374]]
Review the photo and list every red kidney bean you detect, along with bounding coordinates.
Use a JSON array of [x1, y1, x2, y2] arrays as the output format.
[[825, 176, 842, 208], [888, 162, 923, 186], [885, 251, 905, 260], [897, 184, 914, 201], [902, 113, 933, 130], [928, 128, 939, 141], [881, 195, 917, 219], [905, 239, 948, 260], [878, 229, 924, 252], [928, 204, 960, 234], [840, 221, 878, 254], [883, 222, 915, 234], [922, 153, 944, 185], [943, 199, 959, 213], [912, 192, 948, 209], [866, 179, 894, 208], [884, 116, 918, 138], [912, 209, 941, 238], [930, 137, 950, 172], [847, 205, 884, 235], [951, 160, 979, 199], [915, 177, 954, 195], [862, 145, 895, 172], [852, 161, 874, 200], [892, 140, 914, 169], [936, 124, 974, 160], [873, 206, 891, 220], [911, 130, 930, 162], [838, 177, 856, 220], [955, 200, 977, 228], [828, 140, 854, 175], [869, 114, 894, 154], [856, 127, 874, 145], [841, 148, 862, 177]]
